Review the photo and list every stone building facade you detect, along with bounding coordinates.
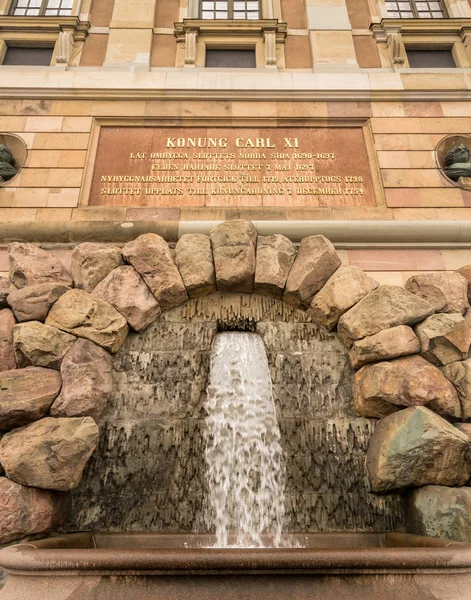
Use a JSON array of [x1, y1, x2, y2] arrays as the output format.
[[1, 0, 471, 544]]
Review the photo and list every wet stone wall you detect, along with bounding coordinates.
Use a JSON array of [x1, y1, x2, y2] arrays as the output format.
[[69, 294, 405, 533]]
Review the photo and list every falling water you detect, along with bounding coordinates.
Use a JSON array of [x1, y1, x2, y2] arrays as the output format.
[[204, 332, 286, 548]]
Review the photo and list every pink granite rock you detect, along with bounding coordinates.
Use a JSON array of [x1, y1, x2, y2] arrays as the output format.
[[71, 242, 124, 293], [457, 265, 471, 303], [13, 321, 76, 370], [0, 277, 15, 309], [405, 272, 470, 315], [0, 477, 67, 544], [0, 308, 16, 371], [175, 234, 216, 299], [349, 325, 420, 369], [8, 243, 72, 289], [7, 282, 70, 322], [254, 234, 296, 299], [415, 313, 471, 366]]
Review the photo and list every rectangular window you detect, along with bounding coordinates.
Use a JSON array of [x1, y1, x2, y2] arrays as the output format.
[[201, 1, 260, 20], [407, 49, 456, 67], [206, 48, 256, 67], [10, 0, 74, 16], [385, 0, 446, 18], [3, 46, 54, 65]]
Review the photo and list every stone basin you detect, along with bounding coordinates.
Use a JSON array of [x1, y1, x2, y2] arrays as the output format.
[[1, 532, 471, 600]]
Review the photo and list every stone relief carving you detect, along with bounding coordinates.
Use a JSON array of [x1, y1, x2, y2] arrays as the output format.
[[444, 144, 471, 182], [0, 144, 18, 184]]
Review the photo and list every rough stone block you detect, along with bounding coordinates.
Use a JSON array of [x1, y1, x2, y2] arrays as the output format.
[[457, 264, 471, 303], [122, 234, 188, 310], [13, 321, 76, 369], [405, 271, 470, 315], [71, 242, 124, 293], [416, 313, 471, 366], [0, 366, 61, 430], [8, 242, 73, 289], [254, 234, 296, 299], [92, 266, 161, 332], [0, 416, 99, 491], [308, 266, 379, 331], [210, 220, 257, 294], [354, 355, 461, 420], [0, 277, 15, 309], [338, 285, 435, 347], [50, 339, 112, 421], [349, 325, 420, 369], [406, 486, 471, 542], [0, 308, 16, 371], [442, 358, 471, 421], [0, 477, 67, 544], [366, 406, 471, 492], [175, 234, 216, 299], [46, 289, 129, 354], [7, 282, 70, 323]]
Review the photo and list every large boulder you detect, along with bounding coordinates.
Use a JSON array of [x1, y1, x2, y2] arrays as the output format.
[[92, 266, 161, 332], [405, 272, 470, 315], [349, 325, 420, 369], [354, 355, 461, 420], [13, 321, 76, 369], [46, 289, 129, 353], [283, 235, 341, 309], [406, 486, 471, 542], [0, 477, 67, 544], [50, 339, 112, 421], [70, 242, 124, 293], [338, 286, 435, 347], [0, 367, 61, 430], [8, 243, 73, 289], [210, 220, 257, 294], [415, 313, 471, 366], [0, 416, 99, 491], [455, 423, 471, 438], [254, 234, 296, 299], [175, 234, 216, 299], [366, 406, 471, 492], [0, 277, 15, 309], [0, 308, 16, 371], [457, 264, 471, 303], [7, 282, 70, 323], [443, 358, 471, 421], [122, 234, 188, 310], [308, 266, 379, 331]]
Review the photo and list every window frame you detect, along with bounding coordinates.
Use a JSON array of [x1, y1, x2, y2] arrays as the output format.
[[384, 0, 448, 19], [9, 0, 74, 17], [199, 0, 260, 20]]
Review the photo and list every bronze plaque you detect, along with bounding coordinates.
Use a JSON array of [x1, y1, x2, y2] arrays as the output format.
[[90, 127, 376, 207]]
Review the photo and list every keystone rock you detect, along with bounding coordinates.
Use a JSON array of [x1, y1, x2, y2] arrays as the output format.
[[0, 308, 16, 371], [349, 325, 420, 369], [406, 486, 471, 542], [415, 313, 471, 366], [458, 264, 471, 303], [50, 339, 112, 421], [13, 321, 76, 369], [70, 242, 124, 293], [254, 234, 296, 299], [0, 416, 99, 491], [122, 234, 188, 310], [7, 282, 70, 323], [366, 406, 471, 492], [308, 266, 379, 331], [283, 235, 341, 309], [175, 234, 216, 299], [210, 220, 257, 294], [405, 271, 470, 315], [46, 289, 129, 353], [354, 355, 461, 420], [0, 477, 67, 544], [0, 277, 15, 309], [337, 285, 435, 347], [92, 266, 161, 332], [443, 358, 471, 421], [8, 243, 73, 289], [0, 367, 61, 430]]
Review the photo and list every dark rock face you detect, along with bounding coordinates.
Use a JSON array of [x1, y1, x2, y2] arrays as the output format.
[[69, 293, 404, 534]]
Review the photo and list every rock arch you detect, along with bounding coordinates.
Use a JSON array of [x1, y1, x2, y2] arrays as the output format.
[[0, 219, 471, 543]]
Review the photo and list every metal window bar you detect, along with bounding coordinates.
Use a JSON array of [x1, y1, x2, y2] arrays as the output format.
[[384, 0, 447, 18], [200, 1, 260, 20], [10, 0, 74, 16]]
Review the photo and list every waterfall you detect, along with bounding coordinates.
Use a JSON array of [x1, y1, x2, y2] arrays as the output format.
[[204, 332, 286, 548]]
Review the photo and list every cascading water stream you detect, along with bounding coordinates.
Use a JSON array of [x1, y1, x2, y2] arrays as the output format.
[[204, 332, 286, 548]]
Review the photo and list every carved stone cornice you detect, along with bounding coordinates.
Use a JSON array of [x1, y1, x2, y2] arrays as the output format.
[[371, 17, 471, 38], [0, 16, 90, 42], [174, 19, 287, 42]]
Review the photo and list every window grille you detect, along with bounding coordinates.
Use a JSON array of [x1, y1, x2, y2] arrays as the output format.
[[10, 0, 73, 16], [200, 1, 260, 20], [385, 0, 447, 18]]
